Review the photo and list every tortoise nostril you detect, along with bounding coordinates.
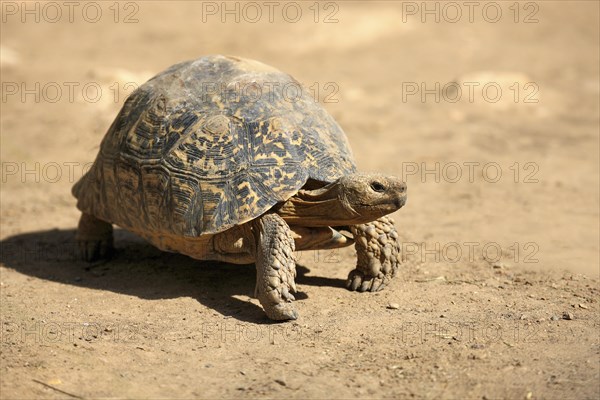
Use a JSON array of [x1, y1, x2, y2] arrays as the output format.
[[399, 183, 407, 193], [370, 181, 386, 193]]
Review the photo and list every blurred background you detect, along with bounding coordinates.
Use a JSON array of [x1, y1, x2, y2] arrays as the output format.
[[2, 1, 598, 275]]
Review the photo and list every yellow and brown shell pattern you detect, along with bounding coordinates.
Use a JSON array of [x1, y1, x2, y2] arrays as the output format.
[[73, 55, 357, 237]]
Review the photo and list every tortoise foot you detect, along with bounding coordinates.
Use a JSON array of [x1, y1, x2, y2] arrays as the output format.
[[76, 213, 114, 262], [251, 214, 299, 321], [346, 269, 386, 292], [347, 216, 400, 292], [259, 289, 299, 321]]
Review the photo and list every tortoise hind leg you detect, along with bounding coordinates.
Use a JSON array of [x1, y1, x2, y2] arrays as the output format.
[[247, 213, 298, 321], [76, 213, 114, 262], [346, 216, 400, 292]]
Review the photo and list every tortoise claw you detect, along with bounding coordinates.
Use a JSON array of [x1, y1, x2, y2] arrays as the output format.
[[260, 291, 299, 321], [78, 239, 113, 262], [346, 269, 384, 292]]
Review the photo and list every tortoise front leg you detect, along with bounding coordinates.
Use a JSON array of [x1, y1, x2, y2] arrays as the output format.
[[76, 213, 114, 262], [346, 216, 400, 292], [248, 213, 298, 320]]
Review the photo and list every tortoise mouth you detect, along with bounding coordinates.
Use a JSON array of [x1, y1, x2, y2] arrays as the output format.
[[356, 194, 406, 210]]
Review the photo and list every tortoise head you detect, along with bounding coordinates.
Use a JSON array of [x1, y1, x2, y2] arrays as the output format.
[[276, 173, 407, 226], [336, 174, 407, 218]]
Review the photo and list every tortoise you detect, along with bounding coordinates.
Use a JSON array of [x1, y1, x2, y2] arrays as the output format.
[[72, 55, 407, 320]]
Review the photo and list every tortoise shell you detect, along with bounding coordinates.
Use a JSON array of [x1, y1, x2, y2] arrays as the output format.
[[73, 55, 357, 237]]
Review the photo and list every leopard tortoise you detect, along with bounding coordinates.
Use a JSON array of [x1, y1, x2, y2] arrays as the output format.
[[72, 55, 407, 320]]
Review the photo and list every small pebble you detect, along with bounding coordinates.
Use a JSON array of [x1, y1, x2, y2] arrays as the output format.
[[387, 303, 400, 310], [578, 304, 588, 309], [550, 316, 560, 321], [562, 312, 574, 320], [275, 379, 286, 386]]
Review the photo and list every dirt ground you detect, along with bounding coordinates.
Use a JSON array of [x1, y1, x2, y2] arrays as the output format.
[[1, 1, 599, 399]]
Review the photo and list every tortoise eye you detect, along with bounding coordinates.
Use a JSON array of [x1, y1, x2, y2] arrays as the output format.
[[370, 181, 386, 192]]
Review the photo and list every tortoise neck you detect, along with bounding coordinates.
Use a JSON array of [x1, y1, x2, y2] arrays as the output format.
[[274, 183, 365, 227]]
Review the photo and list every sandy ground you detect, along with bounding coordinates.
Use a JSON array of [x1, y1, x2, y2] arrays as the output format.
[[1, 1, 599, 399]]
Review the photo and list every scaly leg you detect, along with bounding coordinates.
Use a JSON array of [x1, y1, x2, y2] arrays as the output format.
[[248, 213, 298, 320], [346, 216, 400, 292], [76, 213, 114, 262]]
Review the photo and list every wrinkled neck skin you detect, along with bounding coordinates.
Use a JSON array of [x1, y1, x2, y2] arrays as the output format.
[[275, 182, 353, 227]]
